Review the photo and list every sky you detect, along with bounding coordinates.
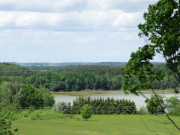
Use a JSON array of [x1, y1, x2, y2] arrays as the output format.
[[0, 0, 162, 63]]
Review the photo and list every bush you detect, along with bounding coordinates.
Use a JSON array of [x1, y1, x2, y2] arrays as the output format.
[[0, 106, 16, 120], [81, 104, 92, 120], [20, 110, 31, 118], [145, 95, 164, 114], [138, 107, 149, 114], [166, 96, 180, 115], [0, 118, 18, 135], [0, 103, 18, 135], [20, 84, 44, 108], [30, 111, 43, 120], [39, 88, 55, 107], [18, 109, 67, 120], [52, 102, 71, 114]]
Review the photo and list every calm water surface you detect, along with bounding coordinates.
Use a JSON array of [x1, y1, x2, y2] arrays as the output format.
[[53, 92, 175, 109]]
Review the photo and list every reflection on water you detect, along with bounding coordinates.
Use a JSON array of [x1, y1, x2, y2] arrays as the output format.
[[53, 92, 175, 109]]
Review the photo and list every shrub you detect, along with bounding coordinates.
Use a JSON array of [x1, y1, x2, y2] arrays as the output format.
[[20, 84, 44, 108], [0, 107, 16, 120], [138, 107, 149, 114], [81, 104, 92, 120], [0, 118, 18, 135], [52, 102, 71, 114], [30, 111, 43, 120], [0, 103, 18, 135], [39, 88, 55, 107], [145, 95, 164, 114], [20, 110, 31, 118], [166, 97, 180, 115]]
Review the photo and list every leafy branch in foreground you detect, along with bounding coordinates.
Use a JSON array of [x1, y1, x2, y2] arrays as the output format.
[[123, 0, 180, 131]]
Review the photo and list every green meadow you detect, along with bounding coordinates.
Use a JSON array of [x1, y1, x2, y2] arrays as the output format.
[[13, 115, 180, 135]]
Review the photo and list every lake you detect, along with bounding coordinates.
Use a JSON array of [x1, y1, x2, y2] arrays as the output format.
[[53, 91, 176, 109]]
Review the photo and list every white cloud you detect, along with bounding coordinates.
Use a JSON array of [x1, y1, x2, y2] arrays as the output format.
[[129, 0, 157, 2], [0, 0, 160, 62], [110, 31, 138, 41], [0, 11, 63, 28], [112, 11, 141, 26], [124, 32, 138, 41], [0, 0, 159, 12], [87, 0, 113, 10], [0, 10, 141, 32], [0, 11, 15, 26], [0, 0, 87, 13], [76, 36, 96, 43]]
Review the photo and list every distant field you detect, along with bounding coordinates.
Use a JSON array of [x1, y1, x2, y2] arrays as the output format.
[[13, 115, 180, 135], [51, 90, 124, 96], [51, 89, 177, 96]]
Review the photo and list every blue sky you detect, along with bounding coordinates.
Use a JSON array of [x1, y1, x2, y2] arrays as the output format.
[[0, 0, 162, 63]]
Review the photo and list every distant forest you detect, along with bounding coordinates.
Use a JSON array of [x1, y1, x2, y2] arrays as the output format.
[[0, 63, 179, 92]]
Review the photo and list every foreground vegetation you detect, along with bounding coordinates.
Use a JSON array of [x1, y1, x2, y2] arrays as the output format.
[[12, 115, 180, 135]]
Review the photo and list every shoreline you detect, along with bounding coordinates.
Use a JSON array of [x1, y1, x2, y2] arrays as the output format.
[[51, 89, 178, 96]]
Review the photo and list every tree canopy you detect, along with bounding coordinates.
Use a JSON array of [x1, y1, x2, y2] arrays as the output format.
[[123, 0, 180, 94], [0, 82, 54, 108], [139, 0, 180, 82], [122, 0, 180, 131]]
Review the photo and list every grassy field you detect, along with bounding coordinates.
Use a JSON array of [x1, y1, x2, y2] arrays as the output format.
[[12, 115, 180, 135]]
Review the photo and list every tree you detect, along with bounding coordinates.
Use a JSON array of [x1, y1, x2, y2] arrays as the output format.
[[81, 104, 92, 120], [138, 0, 180, 83], [0, 82, 23, 106], [39, 88, 55, 107], [0, 82, 45, 108], [122, 0, 180, 131], [166, 97, 180, 115], [20, 84, 44, 108], [145, 95, 164, 114]]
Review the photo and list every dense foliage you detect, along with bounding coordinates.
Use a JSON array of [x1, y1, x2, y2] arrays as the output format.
[[72, 97, 136, 114], [123, 0, 180, 94], [0, 63, 33, 84], [0, 118, 18, 135], [166, 97, 180, 115], [0, 82, 54, 108], [138, 0, 180, 83], [0, 63, 179, 92], [25, 71, 123, 91], [145, 95, 164, 114], [0, 104, 19, 135], [122, 0, 180, 131], [26, 66, 179, 92], [45, 97, 136, 115]]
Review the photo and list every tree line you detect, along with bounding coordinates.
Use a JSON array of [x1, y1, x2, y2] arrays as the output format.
[[72, 96, 136, 114], [25, 71, 123, 91], [0, 63, 179, 92]]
